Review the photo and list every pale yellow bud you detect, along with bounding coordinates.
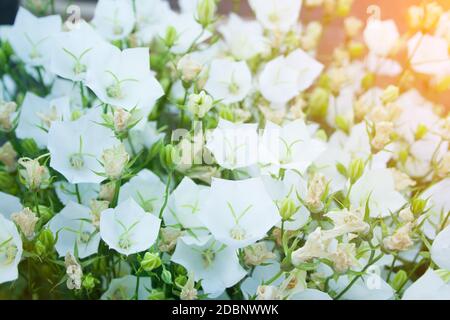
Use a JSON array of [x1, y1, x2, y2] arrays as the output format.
[[0, 101, 17, 132], [381, 85, 399, 105], [256, 285, 281, 300], [399, 208, 414, 223], [383, 223, 414, 251], [99, 181, 116, 202], [18, 157, 50, 190], [0, 142, 17, 172], [101, 144, 129, 180], [243, 242, 276, 266], [113, 108, 131, 133], [177, 54, 203, 82], [371, 121, 394, 151], [344, 16, 363, 38], [90, 200, 109, 228], [187, 91, 213, 118], [11, 208, 38, 239]]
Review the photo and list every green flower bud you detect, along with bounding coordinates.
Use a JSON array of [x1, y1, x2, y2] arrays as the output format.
[[348, 158, 365, 184], [390, 270, 407, 291], [20, 139, 40, 158], [148, 289, 166, 300], [38, 228, 55, 249], [411, 198, 427, 215], [175, 275, 188, 288], [315, 129, 328, 141], [140, 252, 162, 272], [335, 115, 350, 134], [218, 105, 234, 122], [160, 144, 178, 171], [161, 268, 173, 284], [82, 274, 98, 290], [164, 26, 178, 48], [279, 198, 297, 221], [196, 0, 216, 28], [308, 88, 329, 119], [2, 41, 13, 57]]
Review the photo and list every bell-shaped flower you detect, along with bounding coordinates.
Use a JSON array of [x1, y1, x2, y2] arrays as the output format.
[[206, 119, 259, 170], [0, 215, 23, 284], [204, 59, 252, 104], [198, 178, 280, 249], [259, 119, 326, 174], [259, 49, 323, 105], [419, 178, 450, 239], [48, 201, 100, 259], [91, 0, 135, 41], [50, 20, 105, 81], [248, 0, 302, 32], [8, 7, 61, 67], [101, 275, 152, 300], [54, 182, 100, 207], [350, 168, 406, 218], [160, 13, 211, 54], [218, 14, 269, 61], [262, 170, 310, 231], [402, 269, 450, 300], [48, 108, 121, 184], [134, 0, 174, 44], [85, 43, 164, 111], [118, 169, 166, 215], [0, 192, 22, 220], [100, 198, 161, 255], [431, 225, 450, 270], [16, 92, 71, 149], [363, 19, 399, 57], [329, 273, 394, 300], [171, 236, 247, 296], [408, 33, 450, 76], [164, 177, 209, 243]]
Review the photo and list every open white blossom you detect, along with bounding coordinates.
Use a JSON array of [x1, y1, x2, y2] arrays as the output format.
[[16, 92, 71, 148], [0, 215, 22, 284], [85, 43, 164, 111], [408, 33, 450, 76], [402, 269, 450, 300], [48, 109, 121, 184], [198, 178, 280, 249], [48, 201, 100, 259], [206, 119, 259, 170], [91, 0, 136, 41], [248, 0, 302, 32], [259, 49, 323, 105], [363, 19, 399, 57], [8, 7, 61, 67], [171, 236, 247, 296], [350, 168, 406, 218], [204, 59, 252, 104], [431, 225, 450, 270], [50, 20, 105, 81], [218, 14, 269, 60], [100, 198, 161, 255], [118, 169, 166, 215]]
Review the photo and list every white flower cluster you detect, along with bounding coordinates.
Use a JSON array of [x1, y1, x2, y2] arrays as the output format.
[[0, 0, 449, 300]]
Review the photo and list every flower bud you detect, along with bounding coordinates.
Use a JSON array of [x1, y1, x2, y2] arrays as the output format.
[[308, 88, 329, 119], [348, 158, 365, 184], [411, 198, 427, 215], [113, 108, 131, 133], [407, 6, 423, 30], [140, 252, 162, 272], [348, 41, 364, 59], [361, 73, 375, 91], [148, 289, 166, 300], [0, 101, 17, 132], [82, 273, 98, 290], [344, 16, 363, 38], [160, 144, 177, 171], [180, 272, 198, 300], [177, 54, 202, 82], [90, 200, 109, 228], [18, 157, 50, 191], [99, 181, 116, 202], [0, 141, 17, 172], [391, 270, 407, 291], [161, 268, 172, 284], [164, 26, 178, 48], [65, 253, 83, 290], [196, 0, 216, 28], [381, 85, 399, 105], [187, 91, 213, 118], [11, 207, 38, 239], [336, 0, 353, 17], [371, 121, 394, 151], [101, 144, 129, 180], [279, 198, 297, 221]]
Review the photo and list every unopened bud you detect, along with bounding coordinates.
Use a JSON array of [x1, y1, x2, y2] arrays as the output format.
[[101, 144, 129, 180], [348, 158, 365, 184], [140, 252, 162, 272], [381, 85, 399, 105]]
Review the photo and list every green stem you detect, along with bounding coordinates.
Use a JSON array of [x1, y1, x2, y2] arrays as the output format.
[[111, 179, 121, 208], [158, 171, 172, 219], [75, 184, 82, 204]]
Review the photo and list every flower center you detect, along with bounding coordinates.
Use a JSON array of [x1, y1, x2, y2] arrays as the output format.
[[106, 83, 123, 99], [113, 25, 124, 36], [73, 61, 87, 75], [78, 231, 91, 244], [228, 82, 240, 95], [0, 242, 17, 265], [230, 225, 246, 241], [118, 235, 132, 250], [201, 249, 216, 268], [69, 153, 85, 169], [29, 47, 42, 60]]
